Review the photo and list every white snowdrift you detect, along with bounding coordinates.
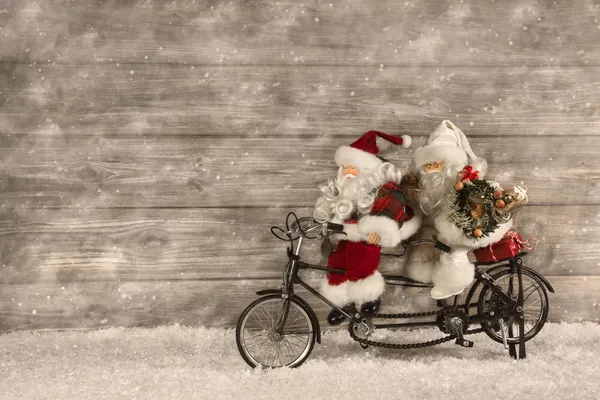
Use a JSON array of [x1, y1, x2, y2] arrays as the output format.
[[0, 323, 599, 399]]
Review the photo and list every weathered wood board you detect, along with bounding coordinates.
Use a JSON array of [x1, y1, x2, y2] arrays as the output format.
[[1, 0, 600, 331], [0, 206, 598, 285], [0, 276, 597, 332], [1, 135, 598, 208], [2, 64, 600, 137], [3, 0, 600, 67]]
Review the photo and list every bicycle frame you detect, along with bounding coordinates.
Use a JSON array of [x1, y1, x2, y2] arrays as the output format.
[[242, 213, 554, 362], [272, 223, 527, 341]]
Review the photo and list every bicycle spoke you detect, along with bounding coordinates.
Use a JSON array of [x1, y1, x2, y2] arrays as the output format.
[[258, 306, 275, 329], [285, 335, 308, 348], [282, 330, 312, 335], [286, 308, 301, 325], [285, 313, 305, 328], [525, 297, 541, 307], [524, 320, 535, 332], [244, 328, 269, 338], [281, 338, 296, 363], [271, 343, 283, 367], [250, 312, 269, 331], [284, 334, 307, 345], [285, 340, 305, 352], [245, 336, 270, 350], [270, 301, 278, 327], [522, 286, 540, 302], [244, 334, 268, 343], [263, 341, 276, 366], [523, 311, 540, 323], [245, 336, 271, 351], [275, 343, 284, 367], [284, 331, 311, 339]]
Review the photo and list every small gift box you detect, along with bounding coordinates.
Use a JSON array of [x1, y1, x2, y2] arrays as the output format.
[[473, 231, 537, 263]]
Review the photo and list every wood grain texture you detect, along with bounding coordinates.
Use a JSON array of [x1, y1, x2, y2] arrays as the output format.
[[1, 206, 598, 285], [1, 135, 599, 208], [1, 0, 600, 330], [1, 276, 597, 332], [2, 63, 600, 137], [2, 0, 600, 66]]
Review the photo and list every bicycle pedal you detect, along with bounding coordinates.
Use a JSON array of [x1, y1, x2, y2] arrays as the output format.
[[455, 338, 474, 348]]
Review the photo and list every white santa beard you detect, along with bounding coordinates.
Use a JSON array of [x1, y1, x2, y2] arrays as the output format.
[[418, 165, 461, 216], [313, 165, 394, 223], [332, 174, 375, 221]]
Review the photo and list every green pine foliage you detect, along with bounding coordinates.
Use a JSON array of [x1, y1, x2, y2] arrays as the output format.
[[447, 179, 511, 239]]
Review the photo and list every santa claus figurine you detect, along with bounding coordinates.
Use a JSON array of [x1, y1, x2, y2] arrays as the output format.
[[313, 131, 421, 325], [405, 120, 512, 299]]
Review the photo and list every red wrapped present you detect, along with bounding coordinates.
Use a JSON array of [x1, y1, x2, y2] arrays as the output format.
[[473, 231, 538, 263]]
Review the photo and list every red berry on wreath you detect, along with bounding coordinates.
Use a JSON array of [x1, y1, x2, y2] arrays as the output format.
[[495, 199, 506, 209], [493, 190, 504, 199], [455, 181, 464, 191], [473, 228, 483, 238]]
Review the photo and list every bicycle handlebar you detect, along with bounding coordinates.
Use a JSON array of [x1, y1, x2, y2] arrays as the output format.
[[275, 214, 453, 253], [326, 222, 345, 233]]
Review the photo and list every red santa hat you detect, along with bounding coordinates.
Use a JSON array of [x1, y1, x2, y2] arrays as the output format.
[[413, 120, 487, 176], [334, 130, 412, 170]]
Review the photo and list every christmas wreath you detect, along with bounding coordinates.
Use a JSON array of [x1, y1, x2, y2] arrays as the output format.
[[448, 178, 513, 239]]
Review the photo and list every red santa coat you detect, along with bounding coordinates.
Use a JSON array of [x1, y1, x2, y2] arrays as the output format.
[[323, 182, 421, 306]]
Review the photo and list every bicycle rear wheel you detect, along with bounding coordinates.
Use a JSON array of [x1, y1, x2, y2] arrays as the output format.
[[477, 268, 549, 344], [236, 294, 317, 368]]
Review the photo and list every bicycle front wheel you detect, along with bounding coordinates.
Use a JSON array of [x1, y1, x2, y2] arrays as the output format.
[[236, 294, 317, 368]]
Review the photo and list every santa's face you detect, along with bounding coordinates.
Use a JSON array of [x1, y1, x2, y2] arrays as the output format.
[[342, 164, 358, 179], [337, 165, 365, 200], [424, 161, 444, 173]]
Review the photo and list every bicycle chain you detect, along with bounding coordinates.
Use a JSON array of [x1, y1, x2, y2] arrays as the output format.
[[372, 310, 439, 319], [371, 302, 479, 320], [349, 325, 486, 349], [348, 306, 486, 350]]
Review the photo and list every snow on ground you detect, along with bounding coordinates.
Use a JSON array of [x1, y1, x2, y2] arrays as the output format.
[[0, 323, 599, 400]]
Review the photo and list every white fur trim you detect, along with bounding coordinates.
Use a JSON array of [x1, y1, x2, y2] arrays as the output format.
[[413, 145, 468, 169], [470, 220, 513, 248], [430, 285, 465, 300], [430, 248, 474, 299], [402, 222, 437, 283], [357, 215, 403, 247], [401, 135, 412, 148], [334, 146, 383, 171], [398, 211, 422, 241], [342, 223, 364, 242], [344, 211, 422, 246], [346, 271, 385, 305], [404, 258, 435, 283], [320, 280, 348, 307]]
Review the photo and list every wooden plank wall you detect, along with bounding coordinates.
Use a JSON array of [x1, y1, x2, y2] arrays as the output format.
[[1, 0, 599, 331]]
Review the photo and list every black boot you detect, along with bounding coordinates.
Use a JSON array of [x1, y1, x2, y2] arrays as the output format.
[[360, 298, 381, 316], [327, 304, 355, 326]]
